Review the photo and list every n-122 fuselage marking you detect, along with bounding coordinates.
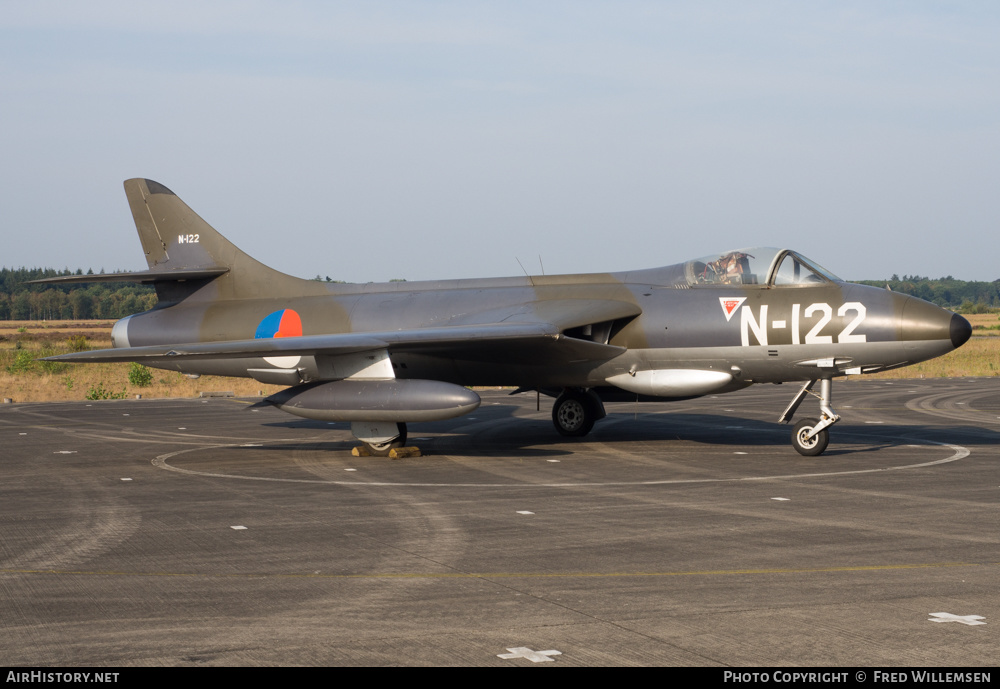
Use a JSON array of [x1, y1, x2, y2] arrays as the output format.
[[740, 302, 866, 347]]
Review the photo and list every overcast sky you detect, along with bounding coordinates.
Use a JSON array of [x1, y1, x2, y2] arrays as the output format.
[[2, 2, 998, 283]]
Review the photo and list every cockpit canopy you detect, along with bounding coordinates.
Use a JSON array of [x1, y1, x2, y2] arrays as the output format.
[[684, 248, 841, 287]]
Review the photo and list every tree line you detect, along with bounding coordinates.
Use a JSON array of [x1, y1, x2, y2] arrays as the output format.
[[2, 266, 998, 321], [854, 275, 1000, 312], [0, 268, 156, 320]]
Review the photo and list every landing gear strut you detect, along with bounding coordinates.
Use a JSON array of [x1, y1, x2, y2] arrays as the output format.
[[552, 389, 605, 437], [780, 378, 840, 457]]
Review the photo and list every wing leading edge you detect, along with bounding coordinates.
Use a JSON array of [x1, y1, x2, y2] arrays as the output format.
[[44, 298, 641, 367], [43, 321, 629, 368]]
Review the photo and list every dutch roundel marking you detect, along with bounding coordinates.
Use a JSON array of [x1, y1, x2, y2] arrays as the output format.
[[719, 297, 747, 322], [256, 308, 303, 368], [255, 309, 303, 339]]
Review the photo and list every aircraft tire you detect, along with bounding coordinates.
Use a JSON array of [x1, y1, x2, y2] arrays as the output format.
[[363, 422, 408, 457], [791, 418, 829, 456], [552, 391, 596, 437]]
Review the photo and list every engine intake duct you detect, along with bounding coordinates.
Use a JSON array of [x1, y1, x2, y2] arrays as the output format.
[[261, 379, 481, 422]]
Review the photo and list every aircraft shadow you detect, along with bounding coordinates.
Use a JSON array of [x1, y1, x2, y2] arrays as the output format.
[[254, 404, 999, 456]]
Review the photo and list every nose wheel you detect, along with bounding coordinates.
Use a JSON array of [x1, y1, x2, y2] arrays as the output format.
[[780, 378, 840, 456], [791, 418, 830, 456]]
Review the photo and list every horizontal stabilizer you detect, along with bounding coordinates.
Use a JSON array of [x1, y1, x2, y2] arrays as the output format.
[[27, 267, 229, 285]]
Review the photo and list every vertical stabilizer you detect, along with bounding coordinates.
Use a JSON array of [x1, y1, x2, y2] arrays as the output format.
[[123, 179, 317, 302], [125, 178, 239, 272]]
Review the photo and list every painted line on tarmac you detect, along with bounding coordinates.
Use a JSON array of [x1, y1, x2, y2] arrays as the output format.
[[2, 560, 994, 581], [151, 439, 970, 488]]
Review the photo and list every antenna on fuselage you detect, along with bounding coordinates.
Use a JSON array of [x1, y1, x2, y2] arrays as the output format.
[[515, 257, 535, 286]]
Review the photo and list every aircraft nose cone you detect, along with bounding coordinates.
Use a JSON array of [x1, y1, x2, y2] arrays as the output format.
[[899, 297, 966, 348], [951, 313, 972, 348], [901, 298, 945, 340]]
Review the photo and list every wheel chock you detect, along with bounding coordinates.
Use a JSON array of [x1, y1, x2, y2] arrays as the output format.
[[388, 446, 422, 459]]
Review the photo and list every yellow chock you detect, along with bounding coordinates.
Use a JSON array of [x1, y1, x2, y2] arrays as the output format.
[[351, 446, 371, 457], [388, 446, 422, 459]]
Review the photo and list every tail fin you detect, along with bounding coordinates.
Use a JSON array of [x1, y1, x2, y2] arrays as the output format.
[[124, 179, 313, 303]]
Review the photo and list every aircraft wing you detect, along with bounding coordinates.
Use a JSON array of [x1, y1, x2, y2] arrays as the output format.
[[44, 298, 639, 366], [41, 325, 622, 366]]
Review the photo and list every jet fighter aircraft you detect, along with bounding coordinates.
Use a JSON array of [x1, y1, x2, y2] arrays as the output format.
[[38, 179, 972, 456]]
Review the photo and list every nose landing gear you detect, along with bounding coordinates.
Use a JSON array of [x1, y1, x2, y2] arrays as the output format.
[[780, 378, 840, 456]]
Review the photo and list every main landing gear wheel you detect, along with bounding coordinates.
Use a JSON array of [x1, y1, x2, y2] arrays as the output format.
[[363, 423, 407, 457], [791, 418, 829, 457], [552, 390, 603, 437]]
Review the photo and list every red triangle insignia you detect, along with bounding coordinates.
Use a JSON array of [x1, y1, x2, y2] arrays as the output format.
[[719, 297, 746, 322]]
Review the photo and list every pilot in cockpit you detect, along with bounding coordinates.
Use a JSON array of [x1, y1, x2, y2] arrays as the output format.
[[702, 251, 755, 285]]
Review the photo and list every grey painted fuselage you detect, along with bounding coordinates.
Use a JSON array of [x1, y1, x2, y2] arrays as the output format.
[[40, 179, 970, 454], [117, 262, 961, 393]]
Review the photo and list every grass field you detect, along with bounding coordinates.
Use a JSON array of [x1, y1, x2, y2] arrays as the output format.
[[967, 312, 1000, 335], [0, 321, 283, 403], [2, 317, 998, 403], [863, 312, 1000, 379]]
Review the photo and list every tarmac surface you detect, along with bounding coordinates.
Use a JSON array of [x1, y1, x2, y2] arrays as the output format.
[[1, 379, 998, 666]]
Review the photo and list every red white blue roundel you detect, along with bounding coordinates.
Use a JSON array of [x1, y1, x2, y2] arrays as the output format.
[[255, 309, 303, 367], [255, 309, 303, 339]]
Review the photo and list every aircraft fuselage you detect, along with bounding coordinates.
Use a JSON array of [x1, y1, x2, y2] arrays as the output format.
[[114, 268, 963, 395], [40, 180, 971, 456]]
